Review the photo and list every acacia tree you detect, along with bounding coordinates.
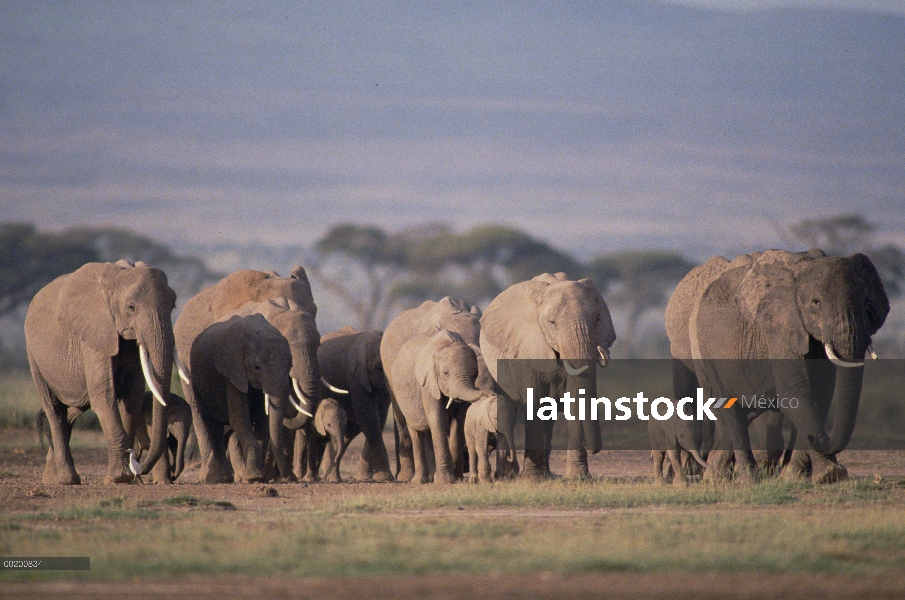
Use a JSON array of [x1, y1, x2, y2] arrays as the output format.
[[306, 223, 581, 329], [587, 250, 695, 358]]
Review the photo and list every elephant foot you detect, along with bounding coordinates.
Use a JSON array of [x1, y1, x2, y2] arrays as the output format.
[[151, 474, 173, 485], [245, 474, 266, 484], [46, 470, 80, 485], [811, 454, 848, 484], [302, 473, 320, 483], [105, 471, 135, 485], [274, 472, 298, 483], [562, 465, 593, 482], [732, 466, 758, 485], [370, 470, 395, 482], [433, 471, 455, 485], [396, 468, 415, 483], [410, 471, 430, 485], [780, 450, 811, 482]]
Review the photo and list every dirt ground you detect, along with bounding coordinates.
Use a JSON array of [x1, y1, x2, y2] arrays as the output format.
[[3, 427, 905, 599]]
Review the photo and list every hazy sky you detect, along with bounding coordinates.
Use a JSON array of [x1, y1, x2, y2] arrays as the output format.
[[1, 1, 903, 260]]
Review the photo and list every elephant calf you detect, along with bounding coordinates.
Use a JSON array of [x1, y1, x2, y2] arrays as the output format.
[[648, 416, 707, 485], [291, 398, 348, 483], [134, 391, 193, 484], [464, 394, 518, 484]]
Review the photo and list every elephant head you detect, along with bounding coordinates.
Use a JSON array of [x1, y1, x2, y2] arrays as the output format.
[[483, 394, 517, 463], [737, 249, 889, 451], [215, 314, 294, 479], [58, 261, 177, 474], [210, 266, 317, 318], [416, 330, 488, 405], [315, 398, 348, 482]]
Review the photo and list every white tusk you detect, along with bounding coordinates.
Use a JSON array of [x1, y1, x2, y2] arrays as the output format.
[[597, 346, 610, 369], [446, 397, 454, 409], [128, 449, 142, 476], [562, 360, 589, 376], [868, 344, 878, 360], [296, 406, 314, 418], [175, 353, 190, 387], [288, 391, 307, 414], [139, 344, 167, 406], [265, 393, 280, 416], [292, 378, 310, 405], [824, 343, 864, 368], [321, 377, 349, 394]]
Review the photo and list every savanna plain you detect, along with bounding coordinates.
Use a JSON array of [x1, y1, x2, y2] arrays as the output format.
[[2, 370, 905, 599]]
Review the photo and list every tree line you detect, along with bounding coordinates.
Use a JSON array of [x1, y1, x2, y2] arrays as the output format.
[[2, 214, 902, 364]]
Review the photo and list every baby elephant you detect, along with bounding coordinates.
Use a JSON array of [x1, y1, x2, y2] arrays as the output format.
[[134, 391, 193, 484], [465, 394, 518, 484], [648, 417, 707, 484], [293, 398, 348, 483]]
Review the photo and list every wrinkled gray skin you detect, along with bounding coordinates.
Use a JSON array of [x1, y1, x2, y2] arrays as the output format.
[[174, 267, 321, 478], [464, 394, 518, 484], [648, 416, 707, 485], [481, 273, 616, 480], [381, 297, 484, 482], [317, 327, 393, 481], [134, 391, 193, 484], [665, 249, 889, 484], [388, 329, 491, 484], [289, 398, 348, 483], [189, 313, 293, 483], [25, 261, 176, 485]]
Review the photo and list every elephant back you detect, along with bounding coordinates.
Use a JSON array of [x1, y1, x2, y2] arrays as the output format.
[[665, 256, 732, 360]]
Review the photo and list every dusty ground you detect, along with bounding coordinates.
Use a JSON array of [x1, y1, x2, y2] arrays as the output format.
[[3, 427, 905, 599]]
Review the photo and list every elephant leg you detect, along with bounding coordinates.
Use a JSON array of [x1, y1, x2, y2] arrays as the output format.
[[424, 399, 454, 485], [31, 361, 80, 485], [750, 411, 784, 476], [447, 404, 467, 481], [226, 386, 264, 483], [303, 426, 320, 482], [667, 449, 686, 486], [494, 433, 519, 480], [652, 450, 667, 483], [521, 418, 547, 481], [293, 429, 307, 480], [83, 354, 135, 485], [200, 416, 231, 483], [476, 432, 492, 484], [408, 427, 430, 484], [356, 397, 394, 481], [391, 395, 416, 482], [226, 431, 248, 483], [563, 421, 591, 481]]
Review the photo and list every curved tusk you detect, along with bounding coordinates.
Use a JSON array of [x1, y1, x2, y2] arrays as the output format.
[[824, 343, 864, 368], [597, 346, 609, 369], [296, 405, 314, 418], [321, 377, 349, 395], [264, 393, 272, 416], [868, 344, 878, 360], [292, 378, 310, 405], [139, 344, 167, 406], [175, 353, 191, 387], [446, 397, 455, 410], [288, 391, 307, 415], [562, 360, 589, 376]]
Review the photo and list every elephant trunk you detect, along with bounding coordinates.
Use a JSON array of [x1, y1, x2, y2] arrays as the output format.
[[690, 449, 708, 469], [290, 348, 321, 407], [268, 394, 292, 478], [173, 426, 187, 480], [327, 432, 347, 481], [139, 315, 174, 474], [828, 362, 865, 454], [451, 380, 486, 403]]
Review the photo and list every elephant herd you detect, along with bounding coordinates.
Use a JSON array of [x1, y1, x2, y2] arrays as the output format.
[[24, 248, 889, 487]]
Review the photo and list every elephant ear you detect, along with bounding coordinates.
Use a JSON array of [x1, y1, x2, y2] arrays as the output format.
[[850, 253, 890, 334], [214, 320, 249, 394], [480, 397, 498, 433], [290, 265, 309, 282], [417, 331, 453, 401], [480, 280, 556, 369], [470, 304, 482, 318], [578, 278, 617, 349], [350, 336, 374, 393], [57, 262, 121, 357], [738, 252, 809, 358]]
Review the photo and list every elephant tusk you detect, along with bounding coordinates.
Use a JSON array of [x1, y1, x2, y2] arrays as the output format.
[[597, 346, 609, 369], [288, 391, 308, 415], [868, 344, 879, 360], [292, 378, 310, 405], [562, 360, 589, 376], [175, 353, 191, 387], [824, 343, 864, 368], [264, 393, 272, 416], [446, 397, 454, 409], [139, 344, 167, 407], [296, 406, 314, 418], [321, 377, 349, 395]]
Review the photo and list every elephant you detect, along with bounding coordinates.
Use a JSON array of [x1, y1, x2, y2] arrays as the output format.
[[289, 398, 348, 482], [317, 327, 394, 481], [381, 297, 484, 482], [133, 391, 193, 483], [664, 249, 889, 483], [24, 260, 176, 485], [388, 329, 492, 484], [464, 394, 518, 483], [480, 272, 616, 480], [648, 416, 707, 485], [188, 312, 294, 483], [174, 267, 321, 480]]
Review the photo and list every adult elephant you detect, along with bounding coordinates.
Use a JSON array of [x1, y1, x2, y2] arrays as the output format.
[[174, 268, 321, 479], [480, 273, 616, 480], [318, 327, 393, 481], [665, 249, 889, 483], [388, 329, 490, 484], [25, 261, 176, 484], [381, 297, 483, 481], [190, 313, 293, 483]]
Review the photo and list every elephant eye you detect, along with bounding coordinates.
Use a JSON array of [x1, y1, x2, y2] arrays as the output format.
[[812, 299, 821, 307], [126, 302, 136, 311], [548, 319, 555, 325]]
